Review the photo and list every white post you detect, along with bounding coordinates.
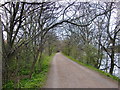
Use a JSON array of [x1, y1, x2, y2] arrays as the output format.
[[0, 15, 2, 89]]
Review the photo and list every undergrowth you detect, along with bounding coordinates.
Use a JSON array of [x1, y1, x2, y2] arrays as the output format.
[[3, 54, 54, 88]]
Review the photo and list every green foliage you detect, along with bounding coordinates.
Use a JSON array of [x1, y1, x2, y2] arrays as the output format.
[[63, 53, 120, 82], [3, 54, 54, 88], [19, 68, 30, 75], [18, 54, 54, 88], [2, 80, 14, 88], [81, 44, 99, 67], [63, 43, 103, 68], [19, 72, 46, 88]]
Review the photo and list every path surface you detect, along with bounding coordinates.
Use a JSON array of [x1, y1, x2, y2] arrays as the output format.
[[44, 52, 118, 88]]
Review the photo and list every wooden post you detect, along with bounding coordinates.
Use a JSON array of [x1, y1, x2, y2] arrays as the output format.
[[0, 15, 2, 89]]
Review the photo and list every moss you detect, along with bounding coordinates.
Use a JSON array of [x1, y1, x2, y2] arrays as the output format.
[[63, 53, 120, 82]]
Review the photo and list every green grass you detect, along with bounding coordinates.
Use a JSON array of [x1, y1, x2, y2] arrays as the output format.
[[3, 80, 14, 88], [19, 54, 54, 88], [19, 68, 30, 75], [3, 54, 54, 88], [63, 53, 120, 82]]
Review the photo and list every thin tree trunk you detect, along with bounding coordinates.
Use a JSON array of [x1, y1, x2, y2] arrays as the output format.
[[109, 45, 115, 75]]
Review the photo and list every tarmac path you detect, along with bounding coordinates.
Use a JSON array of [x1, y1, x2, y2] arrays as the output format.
[[44, 52, 118, 88]]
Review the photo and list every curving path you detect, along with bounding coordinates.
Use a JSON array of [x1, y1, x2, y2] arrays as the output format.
[[44, 52, 118, 88]]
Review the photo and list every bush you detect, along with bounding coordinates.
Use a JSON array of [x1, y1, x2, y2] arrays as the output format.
[[80, 44, 102, 67]]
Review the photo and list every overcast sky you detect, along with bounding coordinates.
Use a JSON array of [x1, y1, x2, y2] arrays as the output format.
[[0, 0, 119, 40]]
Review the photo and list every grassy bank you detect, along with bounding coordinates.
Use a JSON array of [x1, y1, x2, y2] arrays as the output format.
[[3, 54, 54, 88], [20, 54, 54, 88], [63, 53, 120, 82]]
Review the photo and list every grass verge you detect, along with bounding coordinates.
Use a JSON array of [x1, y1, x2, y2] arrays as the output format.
[[63, 53, 120, 82], [3, 54, 54, 88], [19, 54, 54, 88]]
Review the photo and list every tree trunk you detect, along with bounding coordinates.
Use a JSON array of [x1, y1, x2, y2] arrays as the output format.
[[109, 55, 114, 75], [0, 15, 2, 89], [109, 44, 114, 75]]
